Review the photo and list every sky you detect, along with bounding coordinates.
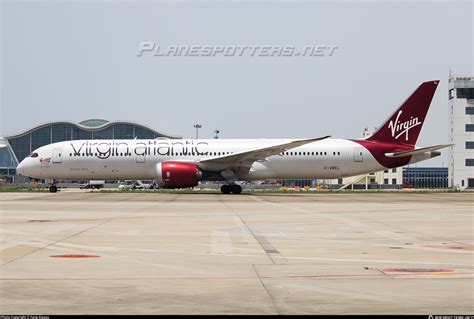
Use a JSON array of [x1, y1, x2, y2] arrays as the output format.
[[1, 0, 473, 166]]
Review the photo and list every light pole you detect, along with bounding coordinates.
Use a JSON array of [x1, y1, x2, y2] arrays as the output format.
[[214, 129, 220, 139], [193, 124, 202, 139]]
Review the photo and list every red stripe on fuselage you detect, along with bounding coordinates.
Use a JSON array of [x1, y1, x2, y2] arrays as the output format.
[[350, 139, 413, 169]]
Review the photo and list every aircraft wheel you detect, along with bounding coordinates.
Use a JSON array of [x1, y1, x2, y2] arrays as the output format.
[[221, 184, 231, 194], [231, 184, 242, 194], [49, 185, 58, 193]]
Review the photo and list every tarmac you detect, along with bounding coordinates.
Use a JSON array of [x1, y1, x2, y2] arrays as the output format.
[[0, 191, 473, 314]]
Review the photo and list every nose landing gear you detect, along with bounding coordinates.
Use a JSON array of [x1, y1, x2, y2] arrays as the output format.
[[49, 180, 58, 193], [220, 184, 242, 194]]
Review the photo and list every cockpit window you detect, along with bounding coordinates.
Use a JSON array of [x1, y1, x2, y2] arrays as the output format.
[[29, 152, 39, 158]]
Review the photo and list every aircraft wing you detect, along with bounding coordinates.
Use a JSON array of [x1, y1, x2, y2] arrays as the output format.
[[198, 136, 331, 172], [385, 144, 453, 158]]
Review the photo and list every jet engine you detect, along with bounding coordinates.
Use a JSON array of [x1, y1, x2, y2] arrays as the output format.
[[155, 161, 202, 189]]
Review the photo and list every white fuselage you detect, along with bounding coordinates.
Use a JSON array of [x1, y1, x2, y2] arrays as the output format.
[[16, 138, 430, 181]]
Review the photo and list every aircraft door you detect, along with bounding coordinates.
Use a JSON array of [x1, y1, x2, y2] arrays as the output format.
[[52, 148, 62, 163], [354, 147, 363, 162], [136, 154, 145, 163], [136, 146, 146, 163]]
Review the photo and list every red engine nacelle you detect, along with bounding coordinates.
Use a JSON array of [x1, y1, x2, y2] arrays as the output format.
[[155, 161, 201, 189]]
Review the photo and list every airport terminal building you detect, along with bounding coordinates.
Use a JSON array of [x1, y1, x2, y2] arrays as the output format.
[[1, 119, 180, 182]]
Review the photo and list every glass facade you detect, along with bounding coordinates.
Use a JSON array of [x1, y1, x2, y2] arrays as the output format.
[[135, 126, 155, 139], [93, 126, 113, 139], [468, 179, 474, 188], [79, 119, 108, 127], [6, 121, 177, 164], [456, 88, 474, 99], [52, 124, 72, 143], [281, 179, 314, 187], [73, 127, 93, 140], [403, 167, 448, 189], [0, 147, 15, 168], [31, 126, 51, 151], [9, 134, 30, 164], [114, 124, 134, 139]]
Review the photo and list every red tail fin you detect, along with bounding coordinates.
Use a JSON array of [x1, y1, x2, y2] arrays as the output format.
[[367, 80, 439, 147]]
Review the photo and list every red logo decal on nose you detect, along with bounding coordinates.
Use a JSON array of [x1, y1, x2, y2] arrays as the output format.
[[39, 157, 51, 165]]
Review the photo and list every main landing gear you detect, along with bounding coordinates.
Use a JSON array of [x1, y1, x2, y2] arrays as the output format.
[[220, 184, 242, 194], [49, 180, 58, 193]]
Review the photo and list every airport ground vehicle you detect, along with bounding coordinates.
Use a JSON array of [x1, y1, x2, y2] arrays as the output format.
[[139, 181, 155, 189], [118, 180, 155, 190], [79, 180, 105, 190], [17, 81, 450, 194]]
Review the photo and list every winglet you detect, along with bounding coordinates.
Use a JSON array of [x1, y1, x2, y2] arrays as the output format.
[[289, 135, 331, 147]]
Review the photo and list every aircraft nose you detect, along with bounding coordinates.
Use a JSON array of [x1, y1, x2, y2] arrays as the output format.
[[17, 158, 38, 177], [17, 159, 27, 176]]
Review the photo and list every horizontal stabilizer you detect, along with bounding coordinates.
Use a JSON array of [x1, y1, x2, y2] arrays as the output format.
[[385, 144, 453, 158]]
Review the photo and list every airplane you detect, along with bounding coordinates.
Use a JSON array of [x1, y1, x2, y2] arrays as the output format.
[[17, 80, 451, 194]]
